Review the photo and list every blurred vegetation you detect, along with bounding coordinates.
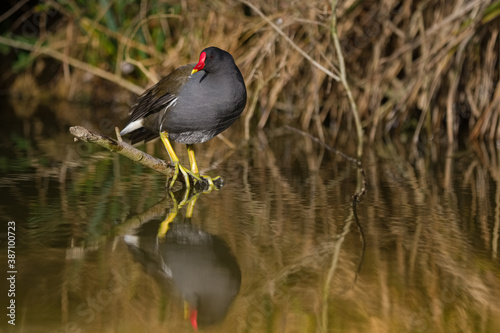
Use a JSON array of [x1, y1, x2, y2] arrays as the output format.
[[7, 123, 500, 332], [1, 0, 500, 143]]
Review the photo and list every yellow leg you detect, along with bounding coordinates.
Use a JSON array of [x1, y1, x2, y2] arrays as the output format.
[[157, 192, 179, 238], [187, 144, 220, 190], [187, 144, 199, 174], [160, 133, 221, 190], [185, 193, 199, 218], [157, 210, 175, 238], [184, 301, 190, 320], [158, 189, 194, 239], [160, 132, 197, 189], [158, 189, 199, 239]]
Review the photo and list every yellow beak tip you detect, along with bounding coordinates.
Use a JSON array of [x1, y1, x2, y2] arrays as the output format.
[[191, 69, 198, 75]]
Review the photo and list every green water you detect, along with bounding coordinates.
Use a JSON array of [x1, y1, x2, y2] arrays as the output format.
[[1, 99, 499, 333]]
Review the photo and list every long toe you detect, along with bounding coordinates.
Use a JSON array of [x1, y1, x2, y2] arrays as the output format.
[[169, 162, 180, 188], [169, 161, 196, 190], [200, 175, 224, 191], [176, 163, 223, 192], [179, 164, 210, 188], [177, 163, 192, 190]]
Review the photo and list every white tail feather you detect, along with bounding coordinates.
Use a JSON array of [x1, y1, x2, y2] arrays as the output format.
[[120, 119, 144, 135]]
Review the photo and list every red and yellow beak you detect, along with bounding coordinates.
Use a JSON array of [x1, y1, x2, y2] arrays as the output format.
[[184, 301, 198, 330], [191, 51, 206, 74]]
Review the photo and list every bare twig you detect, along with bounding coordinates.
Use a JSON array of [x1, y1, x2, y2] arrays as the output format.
[[69, 126, 175, 177], [69, 126, 223, 190], [0, 0, 29, 23]]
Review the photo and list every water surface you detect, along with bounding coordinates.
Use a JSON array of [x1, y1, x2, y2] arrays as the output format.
[[1, 99, 499, 332]]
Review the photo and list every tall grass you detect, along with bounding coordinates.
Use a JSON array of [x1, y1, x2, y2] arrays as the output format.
[[1, 0, 499, 143]]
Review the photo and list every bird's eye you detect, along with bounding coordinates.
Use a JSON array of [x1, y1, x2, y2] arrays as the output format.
[[210, 55, 214, 59]]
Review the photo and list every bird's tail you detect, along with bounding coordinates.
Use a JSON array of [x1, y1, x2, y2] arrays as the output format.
[[120, 119, 144, 136]]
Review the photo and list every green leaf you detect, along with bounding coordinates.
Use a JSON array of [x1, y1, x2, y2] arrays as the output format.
[[0, 43, 10, 55], [482, 0, 500, 23], [12, 52, 34, 72]]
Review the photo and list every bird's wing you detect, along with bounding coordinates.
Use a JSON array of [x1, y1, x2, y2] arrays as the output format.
[[129, 64, 194, 122]]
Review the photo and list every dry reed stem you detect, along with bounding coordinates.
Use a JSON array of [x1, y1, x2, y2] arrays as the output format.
[[2, 0, 499, 142], [240, 0, 340, 82], [0, 36, 144, 95], [331, 0, 363, 157], [0, 0, 30, 23]]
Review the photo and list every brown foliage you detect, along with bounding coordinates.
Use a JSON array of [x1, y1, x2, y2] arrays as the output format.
[[2, 0, 499, 142]]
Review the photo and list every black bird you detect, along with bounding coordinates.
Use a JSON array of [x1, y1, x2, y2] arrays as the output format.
[[120, 47, 247, 189], [124, 222, 241, 330]]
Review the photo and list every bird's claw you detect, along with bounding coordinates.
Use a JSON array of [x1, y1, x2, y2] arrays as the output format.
[[200, 175, 222, 192], [169, 162, 222, 192]]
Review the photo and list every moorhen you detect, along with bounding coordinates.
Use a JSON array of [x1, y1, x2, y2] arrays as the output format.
[[120, 46, 247, 189], [124, 222, 241, 330]]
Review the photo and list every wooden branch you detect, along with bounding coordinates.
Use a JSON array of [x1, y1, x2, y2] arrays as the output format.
[[69, 126, 175, 178]]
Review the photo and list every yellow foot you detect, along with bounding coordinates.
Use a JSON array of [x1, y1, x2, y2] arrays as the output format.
[[169, 163, 222, 191], [169, 161, 202, 190], [199, 175, 223, 192]]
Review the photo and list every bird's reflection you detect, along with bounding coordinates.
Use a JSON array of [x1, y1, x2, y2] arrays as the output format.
[[124, 189, 241, 330]]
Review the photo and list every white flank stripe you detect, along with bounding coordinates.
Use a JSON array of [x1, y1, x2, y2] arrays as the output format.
[[159, 97, 177, 132]]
